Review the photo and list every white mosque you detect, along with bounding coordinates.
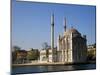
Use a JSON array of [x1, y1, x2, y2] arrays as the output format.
[[40, 14, 87, 63]]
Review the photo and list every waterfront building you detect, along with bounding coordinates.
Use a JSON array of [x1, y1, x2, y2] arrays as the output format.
[[57, 18, 87, 63], [40, 49, 48, 62], [16, 50, 27, 64], [40, 14, 87, 63], [87, 44, 96, 60], [88, 44, 96, 54], [88, 44, 96, 50], [40, 47, 57, 62]]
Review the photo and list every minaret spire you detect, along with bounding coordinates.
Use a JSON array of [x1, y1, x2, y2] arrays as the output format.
[[51, 13, 55, 62], [64, 17, 66, 32], [51, 13, 54, 26]]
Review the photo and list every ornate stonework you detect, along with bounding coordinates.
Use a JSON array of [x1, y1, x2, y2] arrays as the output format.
[[40, 15, 87, 63], [57, 28, 87, 63]]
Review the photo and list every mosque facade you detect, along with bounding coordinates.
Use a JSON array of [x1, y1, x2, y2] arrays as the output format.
[[40, 14, 87, 63]]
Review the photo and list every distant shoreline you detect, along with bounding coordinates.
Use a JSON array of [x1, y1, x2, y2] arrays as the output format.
[[12, 61, 96, 67]]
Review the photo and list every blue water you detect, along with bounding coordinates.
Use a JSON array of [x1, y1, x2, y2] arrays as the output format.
[[12, 63, 96, 75]]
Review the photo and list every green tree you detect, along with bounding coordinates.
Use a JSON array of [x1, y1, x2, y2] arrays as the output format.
[[12, 46, 21, 63], [27, 48, 39, 60]]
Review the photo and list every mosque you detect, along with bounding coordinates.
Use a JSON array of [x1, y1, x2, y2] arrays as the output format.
[[40, 14, 87, 63]]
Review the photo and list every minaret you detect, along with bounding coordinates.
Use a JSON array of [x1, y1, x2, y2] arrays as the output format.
[[64, 17, 66, 32], [51, 13, 54, 62]]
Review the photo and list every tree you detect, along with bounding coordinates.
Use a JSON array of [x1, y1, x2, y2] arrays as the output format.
[[93, 43, 96, 48], [13, 46, 21, 51], [27, 48, 39, 61], [12, 46, 21, 63], [42, 42, 50, 50]]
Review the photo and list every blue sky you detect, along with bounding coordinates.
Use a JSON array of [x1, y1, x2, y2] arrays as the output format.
[[12, 0, 96, 50]]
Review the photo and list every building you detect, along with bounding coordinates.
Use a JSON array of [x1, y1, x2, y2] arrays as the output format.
[[87, 44, 96, 60], [40, 49, 48, 62], [40, 47, 57, 63], [16, 50, 27, 64], [40, 14, 87, 63], [88, 44, 96, 50]]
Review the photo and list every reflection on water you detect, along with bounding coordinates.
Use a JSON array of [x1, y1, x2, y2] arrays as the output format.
[[12, 64, 96, 75]]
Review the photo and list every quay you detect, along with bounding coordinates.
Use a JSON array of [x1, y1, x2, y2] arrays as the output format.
[[12, 61, 96, 67]]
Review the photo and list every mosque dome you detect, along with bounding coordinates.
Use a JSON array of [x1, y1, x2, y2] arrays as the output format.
[[69, 28, 79, 34], [64, 27, 81, 37]]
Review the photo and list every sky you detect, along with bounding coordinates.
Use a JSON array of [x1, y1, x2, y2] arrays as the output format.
[[12, 0, 96, 50]]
